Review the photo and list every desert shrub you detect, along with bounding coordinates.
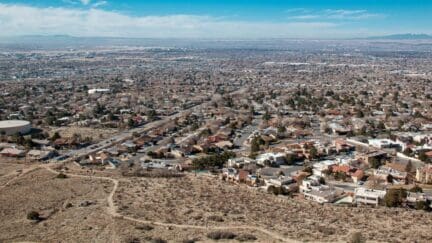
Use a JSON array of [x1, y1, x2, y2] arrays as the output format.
[[56, 173, 68, 179], [267, 185, 282, 195], [409, 185, 423, 193], [150, 238, 167, 243], [207, 231, 237, 240], [415, 200, 431, 211], [349, 232, 365, 243], [122, 168, 184, 178], [182, 239, 198, 243], [125, 237, 140, 243], [318, 226, 335, 235], [125, 237, 141, 243], [135, 224, 154, 231], [26, 211, 40, 221], [236, 234, 257, 241], [207, 215, 224, 222]]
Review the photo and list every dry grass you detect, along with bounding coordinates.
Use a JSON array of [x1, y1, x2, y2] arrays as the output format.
[[50, 126, 119, 142], [0, 164, 270, 242], [116, 174, 432, 242], [2, 162, 431, 242]]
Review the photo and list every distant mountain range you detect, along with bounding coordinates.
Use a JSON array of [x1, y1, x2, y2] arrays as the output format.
[[367, 33, 432, 40]]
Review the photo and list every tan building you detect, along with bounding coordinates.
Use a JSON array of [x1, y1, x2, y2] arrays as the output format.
[[416, 165, 432, 184]]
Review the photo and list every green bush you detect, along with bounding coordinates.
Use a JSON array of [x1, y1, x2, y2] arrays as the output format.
[[349, 232, 365, 243], [26, 211, 40, 221], [56, 173, 68, 179], [207, 231, 237, 240], [384, 188, 407, 207], [236, 234, 257, 241], [192, 151, 235, 170]]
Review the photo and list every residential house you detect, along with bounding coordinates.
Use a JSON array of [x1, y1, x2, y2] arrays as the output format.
[[256, 152, 286, 166], [265, 176, 298, 193], [334, 139, 355, 153], [0, 148, 25, 157], [221, 167, 237, 181], [406, 192, 432, 204], [312, 160, 335, 177], [227, 157, 255, 168], [354, 187, 386, 206], [351, 169, 365, 183], [300, 177, 343, 203], [356, 151, 387, 165], [374, 165, 408, 184], [368, 139, 403, 150], [27, 149, 56, 161]]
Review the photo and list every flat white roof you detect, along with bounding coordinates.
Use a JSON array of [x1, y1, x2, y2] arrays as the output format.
[[0, 120, 30, 128], [355, 187, 386, 198]]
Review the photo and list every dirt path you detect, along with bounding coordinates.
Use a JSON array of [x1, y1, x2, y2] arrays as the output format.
[[41, 165, 295, 242]]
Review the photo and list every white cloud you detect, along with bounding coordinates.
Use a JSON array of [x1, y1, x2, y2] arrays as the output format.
[[92, 1, 107, 8], [80, 0, 91, 5], [288, 8, 385, 20], [0, 4, 380, 38], [10, 4, 430, 39]]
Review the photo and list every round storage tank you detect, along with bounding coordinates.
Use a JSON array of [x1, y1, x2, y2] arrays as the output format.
[[0, 120, 31, 136]]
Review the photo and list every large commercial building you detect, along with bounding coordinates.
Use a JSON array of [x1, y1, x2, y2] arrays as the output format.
[[0, 120, 31, 135]]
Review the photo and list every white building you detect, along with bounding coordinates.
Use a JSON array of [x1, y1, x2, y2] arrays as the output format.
[[300, 176, 342, 203], [88, 88, 110, 94], [256, 152, 286, 166], [227, 157, 255, 167], [0, 120, 31, 135], [312, 160, 335, 177], [368, 139, 403, 150], [265, 176, 294, 187], [354, 187, 386, 206], [374, 166, 407, 183], [406, 192, 432, 204]]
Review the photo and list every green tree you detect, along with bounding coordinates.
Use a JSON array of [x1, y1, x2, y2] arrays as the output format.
[[415, 200, 431, 211], [418, 151, 428, 162], [285, 154, 295, 165], [262, 111, 271, 121], [192, 151, 236, 170], [384, 188, 407, 207], [277, 125, 286, 134], [127, 118, 135, 128], [51, 132, 61, 141], [368, 157, 382, 169], [250, 137, 261, 153], [403, 148, 413, 156], [409, 185, 423, 193], [147, 109, 157, 120], [309, 147, 318, 160]]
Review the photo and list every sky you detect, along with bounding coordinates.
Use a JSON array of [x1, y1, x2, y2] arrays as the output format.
[[0, 0, 431, 39]]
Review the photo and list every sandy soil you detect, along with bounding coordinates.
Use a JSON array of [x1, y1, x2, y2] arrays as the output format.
[[116, 174, 432, 242], [50, 126, 119, 142], [1, 162, 431, 243], [0, 164, 273, 242]]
